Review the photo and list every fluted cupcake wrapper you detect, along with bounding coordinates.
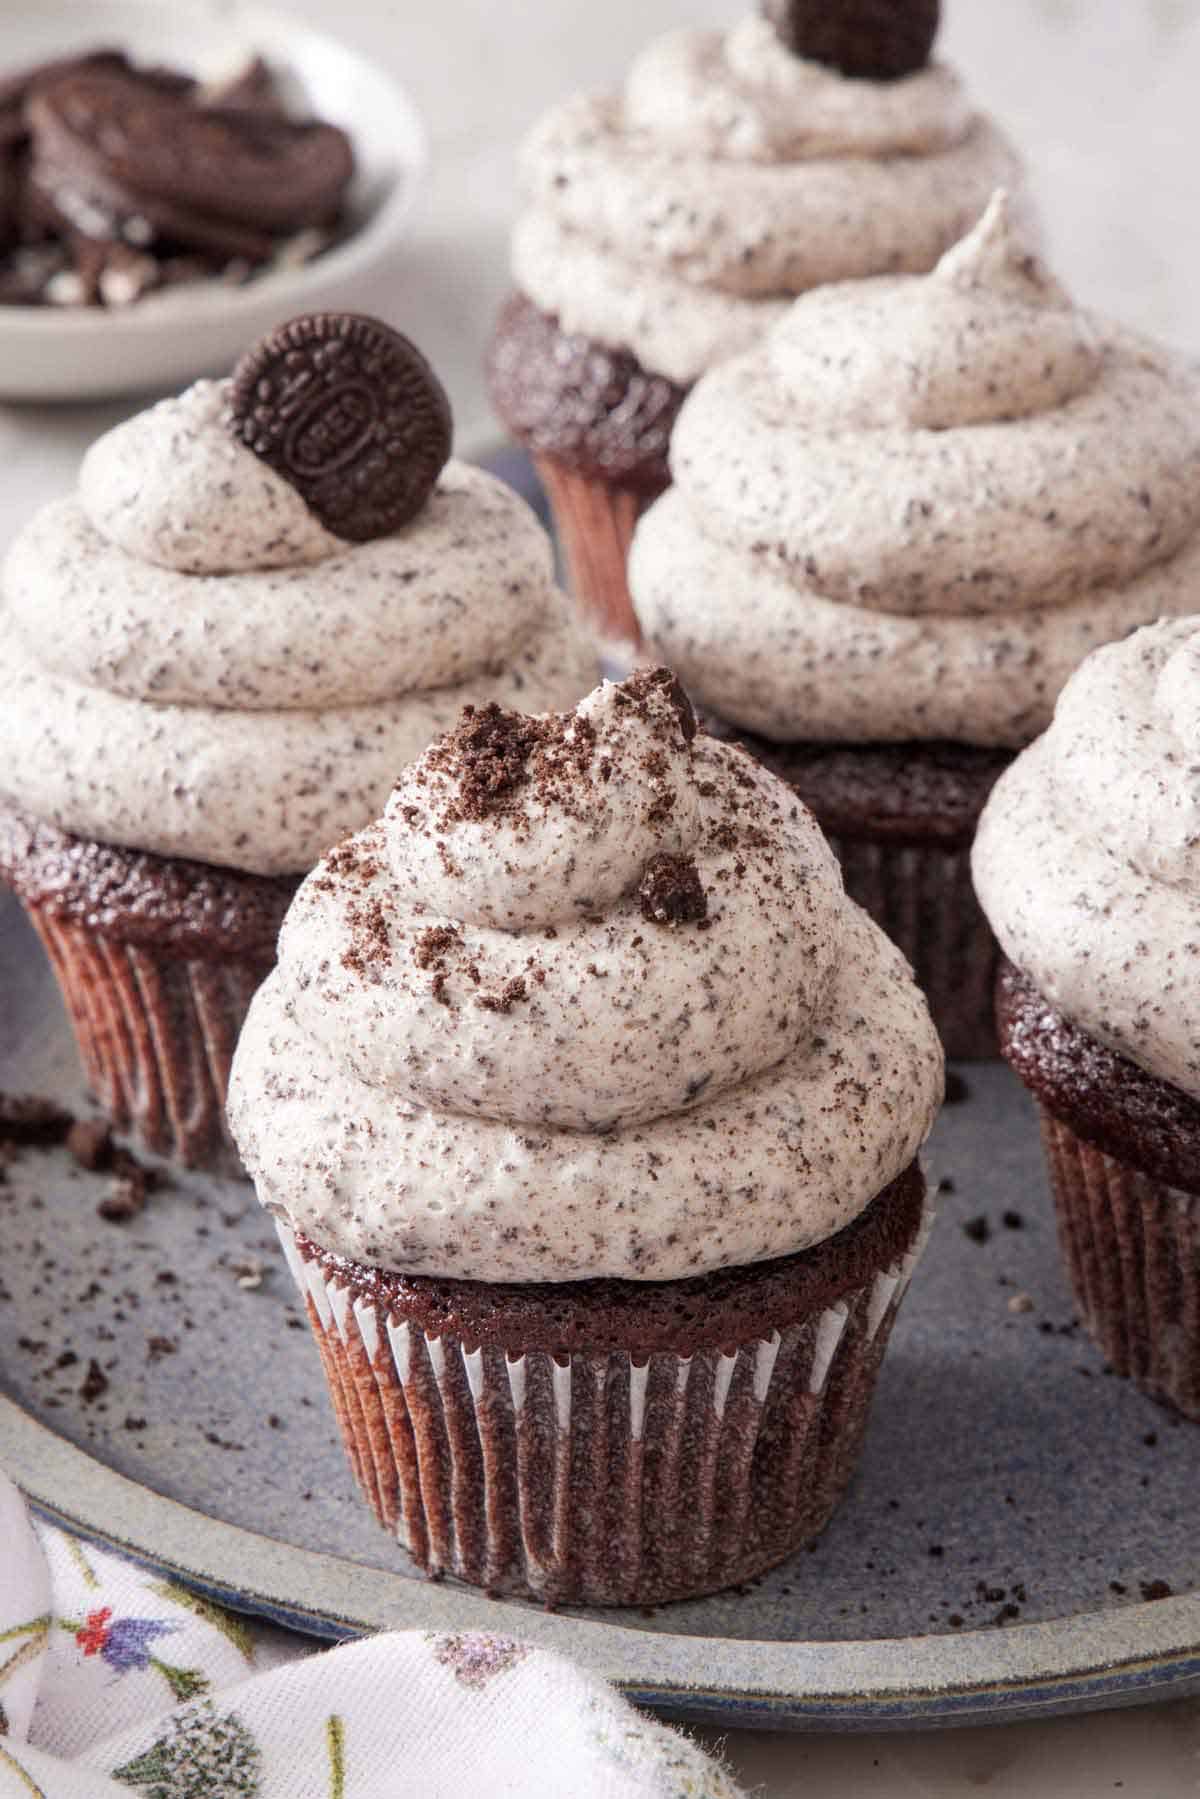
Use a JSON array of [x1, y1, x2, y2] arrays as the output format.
[[534, 454, 654, 652], [1038, 1106, 1200, 1420], [822, 833, 1000, 1061], [276, 1199, 935, 1607], [26, 903, 271, 1178]]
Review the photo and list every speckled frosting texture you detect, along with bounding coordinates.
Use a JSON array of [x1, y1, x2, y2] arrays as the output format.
[[0, 379, 595, 875], [973, 618, 1200, 1102], [228, 673, 943, 1282], [630, 197, 1200, 747], [510, 14, 1028, 386]]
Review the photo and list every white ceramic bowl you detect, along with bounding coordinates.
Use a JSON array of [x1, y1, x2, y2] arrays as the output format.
[[0, 0, 427, 400]]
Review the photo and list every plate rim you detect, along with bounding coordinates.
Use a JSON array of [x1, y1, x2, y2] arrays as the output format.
[[6, 1395, 1199, 1730]]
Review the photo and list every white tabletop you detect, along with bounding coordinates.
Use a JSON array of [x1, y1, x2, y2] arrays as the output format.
[[4, 0, 1199, 1789]]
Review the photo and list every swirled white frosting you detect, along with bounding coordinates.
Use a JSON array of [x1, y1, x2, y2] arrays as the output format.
[[0, 379, 595, 874], [227, 675, 943, 1281], [972, 618, 1200, 1099], [630, 197, 1200, 746], [510, 14, 1030, 385]]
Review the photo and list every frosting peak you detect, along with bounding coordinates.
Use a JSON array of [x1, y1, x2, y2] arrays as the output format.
[[937, 190, 1069, 310], [765, 193, 1101, 432], [78, 381, 341, 575], [385, 672, 701, 930]]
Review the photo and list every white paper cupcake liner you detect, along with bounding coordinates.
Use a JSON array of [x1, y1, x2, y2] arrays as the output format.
[[275, 1191, 935, 1606]]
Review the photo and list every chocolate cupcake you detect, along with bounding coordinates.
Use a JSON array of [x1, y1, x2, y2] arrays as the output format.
[[629, 196, 1200, 1057], [227, 670, 943, 1605], [974, 619, 1200, 1418], [488, 0, 1033, 644], [0, 313, 595, 1174]]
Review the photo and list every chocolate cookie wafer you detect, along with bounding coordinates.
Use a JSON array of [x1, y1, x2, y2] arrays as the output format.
[[231, 313, 453, 539]]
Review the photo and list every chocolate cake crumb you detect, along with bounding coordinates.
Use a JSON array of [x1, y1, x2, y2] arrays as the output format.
[[638, 853, 708, 926], [477, 978, 528, 1015], [619, 666, 697, 743], [66, 1118, 113, 1171], [944, 1071, 969, 1104], [426, 703, 563, 823], [963, 1215, 991, 1245], [0, 1092, 72, 1145], [146, 1336, 176, 1360], [341, 895, 390, 977], [1140, 1579, 1173, 1601], [413, 925, 460, 970], [97, 1174, 147, 1223], [1002, 1210, 1024, 1230], [79, 1359, 109, 1403]]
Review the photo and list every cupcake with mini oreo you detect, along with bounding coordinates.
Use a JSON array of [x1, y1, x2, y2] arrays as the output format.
[[488, 0, 1034, 644], [0, 312, 595, 1173]]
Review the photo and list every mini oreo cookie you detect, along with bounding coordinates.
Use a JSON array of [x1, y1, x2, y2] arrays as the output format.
[[230, 313, 453, 541], [760, 0, 940, 80]]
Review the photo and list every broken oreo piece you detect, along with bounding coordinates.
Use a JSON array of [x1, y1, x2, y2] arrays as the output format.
[[639, 852, 708, 927], [230, 313, 453, 540], [760, 0, 940, 81], [28, 69, 352, 237]]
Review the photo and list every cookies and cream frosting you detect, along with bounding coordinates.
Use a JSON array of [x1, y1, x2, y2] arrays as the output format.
[[228, 672, 944, 1282], [630, 196, 1200, 747], [510, 14, 1028, 386], [973, 617, 1200, 1102], [0, 379, 595, 875]]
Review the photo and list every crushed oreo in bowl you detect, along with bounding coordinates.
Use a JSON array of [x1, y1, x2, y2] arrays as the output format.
[[0, 46, 355, 307]]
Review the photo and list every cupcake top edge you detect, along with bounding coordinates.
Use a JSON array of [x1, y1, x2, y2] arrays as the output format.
[[629, 199, 1200, 749], [0, 310, 597, 875], [972, 615, 1200, 1103], [227, 670, 944, 1283]]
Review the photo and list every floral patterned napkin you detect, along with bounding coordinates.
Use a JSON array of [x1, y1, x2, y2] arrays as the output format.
[[0, 1473, 743, 1797]]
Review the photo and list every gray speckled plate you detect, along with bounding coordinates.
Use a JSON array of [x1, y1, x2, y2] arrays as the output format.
[[2, 878, 1199, 1730]]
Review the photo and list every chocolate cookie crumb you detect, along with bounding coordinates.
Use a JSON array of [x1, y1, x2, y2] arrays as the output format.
[[943, 1071, 969, 1105], [1002, 1210, 1024, 1230], [1140, 1579, 1173, 1601], [963, 1215, 991, 1245], [79, 1358, 109, 1403], [638, 853, 708, 926]]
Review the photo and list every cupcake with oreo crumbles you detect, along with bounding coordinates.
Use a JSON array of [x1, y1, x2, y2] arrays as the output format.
[[628, 195, 1200, 1056], [487, 0, 1032, 645], [974, 619, 1200, 1419], [0, 312, 595, 1174], [227, 669, 943, 1605]]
